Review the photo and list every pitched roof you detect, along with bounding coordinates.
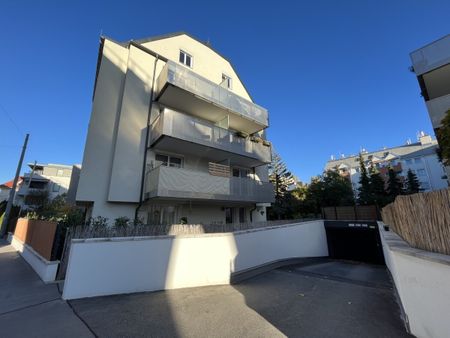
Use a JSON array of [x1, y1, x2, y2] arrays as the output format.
[[107, 32, 255, 102], [0, 177, 23, 189]]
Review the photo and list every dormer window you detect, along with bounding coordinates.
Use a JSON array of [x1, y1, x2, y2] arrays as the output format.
[[179, 50, 192, 68], [221, 74, 232, 89]]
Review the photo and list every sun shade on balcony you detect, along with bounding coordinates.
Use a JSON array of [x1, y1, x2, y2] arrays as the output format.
[[155, 61, 269, 134]]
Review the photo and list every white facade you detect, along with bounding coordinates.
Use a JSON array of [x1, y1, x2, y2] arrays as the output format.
[[325, 134, 448, 195], [15, 163, 80, 208], [76, 32, 273, 225]]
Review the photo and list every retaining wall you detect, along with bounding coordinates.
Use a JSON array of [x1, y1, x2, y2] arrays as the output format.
[[379, 222, 450, 338], [63, 220, 328, 299]]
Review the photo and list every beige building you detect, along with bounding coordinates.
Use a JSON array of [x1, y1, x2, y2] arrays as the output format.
[[76, 32, 273, 225]]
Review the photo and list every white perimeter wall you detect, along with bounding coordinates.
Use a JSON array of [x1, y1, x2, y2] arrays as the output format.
[[379, 222, 450, 338], [63, 220, 327, 300]]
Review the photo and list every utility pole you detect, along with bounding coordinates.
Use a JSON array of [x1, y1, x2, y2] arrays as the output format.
[[0, 133, 29, 238]]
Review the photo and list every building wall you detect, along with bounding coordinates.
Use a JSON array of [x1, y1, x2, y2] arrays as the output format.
[[77, 35, 270, 222], [76, 40, 129, 204]]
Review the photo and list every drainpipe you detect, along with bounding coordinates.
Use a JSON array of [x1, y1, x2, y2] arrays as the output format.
[[249, 204, 257, 222], [135, 54, 160, 221]]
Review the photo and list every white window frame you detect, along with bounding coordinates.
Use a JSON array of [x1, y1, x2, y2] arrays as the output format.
[[221, 73, 232, 89], [155, 153, 184, 168], [179, 50, 193, 68], [56, 169, 64, 176]]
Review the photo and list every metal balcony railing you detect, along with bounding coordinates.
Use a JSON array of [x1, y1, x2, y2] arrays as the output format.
[[145, 165, 274, 203], [156, 61, 269, 127], [149, 108, 271, 163]]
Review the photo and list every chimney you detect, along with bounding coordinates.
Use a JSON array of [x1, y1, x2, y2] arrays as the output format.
[[419, 132, 432, 145]]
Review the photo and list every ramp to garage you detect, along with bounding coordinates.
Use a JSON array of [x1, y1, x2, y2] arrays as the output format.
[[324, 221, 385, 265]]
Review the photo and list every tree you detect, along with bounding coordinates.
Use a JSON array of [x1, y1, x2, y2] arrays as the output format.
[[387, 167, 403, 202], [269, 151, 295, 201], [357, 153, 372, 205], [405, 169, 421, 194], [304, 170, 354, 215], [268, 151, 296, 219], [368, 162, 389, 207], [435, 110, 450, 166]]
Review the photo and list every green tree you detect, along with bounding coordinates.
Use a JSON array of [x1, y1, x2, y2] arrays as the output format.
[[405, 169, 421, 194], [268, 151, 296, 219], [368, 162, 389, 207], [357, 153, 372, 205], [304, 170, 354, 215], [387, 167, 403, 202], [435, 110, 450, 166]]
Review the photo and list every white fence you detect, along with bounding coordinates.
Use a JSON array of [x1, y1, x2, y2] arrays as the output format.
[[378, 222, 450, 338], [62, 220, 327, 300]]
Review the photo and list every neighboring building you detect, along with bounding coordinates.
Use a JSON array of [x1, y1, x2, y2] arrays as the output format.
[[325, 134, 448, 196], [410, 35, 450, 177], [76, 32, 273, 224], [15, 163, 80, 208], [0, 178, 23, 203]]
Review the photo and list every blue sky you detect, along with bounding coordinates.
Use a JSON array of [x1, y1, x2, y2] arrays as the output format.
[[1, 1, 449, 183]]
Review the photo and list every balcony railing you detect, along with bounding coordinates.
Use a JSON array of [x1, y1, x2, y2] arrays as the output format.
[[155, 61, 269, 128], [426, 93, 450, 128], [149, 108, 271, 164], [410, 35, 450, 75], [145, 165, 274, 203]]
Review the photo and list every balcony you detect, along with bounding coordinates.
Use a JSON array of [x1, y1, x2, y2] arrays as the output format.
[[145, 165, 274, 203], [410, 35, 450, 75], [426, 93, 450, 128], [155, 61, 268, 134], [149, 108, 271, 167]]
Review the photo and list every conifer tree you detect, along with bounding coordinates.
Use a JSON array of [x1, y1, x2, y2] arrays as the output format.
[[368, 162, 389, 207], [357, 153, 372, 205], [387, 167, 403, 202], [405, 169, 421, 194]]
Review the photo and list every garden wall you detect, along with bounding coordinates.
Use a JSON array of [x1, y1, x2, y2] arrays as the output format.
[[62, 220, 328, 300]]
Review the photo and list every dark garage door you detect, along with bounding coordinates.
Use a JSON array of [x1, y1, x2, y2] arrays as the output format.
[[324, 221, 385, 265]]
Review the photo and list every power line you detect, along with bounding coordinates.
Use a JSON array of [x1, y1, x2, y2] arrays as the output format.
[[0, 101, 22, 134]]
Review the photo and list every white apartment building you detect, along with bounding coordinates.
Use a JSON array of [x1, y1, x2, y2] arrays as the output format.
[[325, 134, 448, 196], [15, 163, 81, 208], [410, 35, 450, 178], [76, 32, 274, 225], [410, 34, 450, 132]]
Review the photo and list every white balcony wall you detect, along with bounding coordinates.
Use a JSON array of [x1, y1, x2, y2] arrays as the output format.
[[426, 93, 450, 128], [146, 166, 274, 203], [411, 35, 450, 75]]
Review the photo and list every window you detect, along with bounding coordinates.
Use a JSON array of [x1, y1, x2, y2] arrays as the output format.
[[417, 168, 426, 177], [179, 50, 192, 67], [239, 207, 246, 223], [155, 154, 183, 168], [52, 183, 60, 192], [155, 154, 168, 166], [405, 159, 413, 165], [56, 169, 64, 176], [221, 74, 232, 89], [225, 207, 233, 224], [414, 158, 422, 164]]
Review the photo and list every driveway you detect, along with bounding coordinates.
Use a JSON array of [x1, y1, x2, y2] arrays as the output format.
[[0, 240, 410, 337], [70, 259, 410, 337]]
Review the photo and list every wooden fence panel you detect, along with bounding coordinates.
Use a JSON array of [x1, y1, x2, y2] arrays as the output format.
[[381, 188, 450, 255]]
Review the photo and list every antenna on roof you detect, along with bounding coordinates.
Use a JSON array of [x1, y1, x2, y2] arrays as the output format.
[[206, 37, 211, 47], [100, 28, 103, 37]]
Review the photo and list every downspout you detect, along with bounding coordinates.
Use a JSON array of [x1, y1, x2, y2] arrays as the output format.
[[135, 54, 160, 221], [249, 204, 257, 222]]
